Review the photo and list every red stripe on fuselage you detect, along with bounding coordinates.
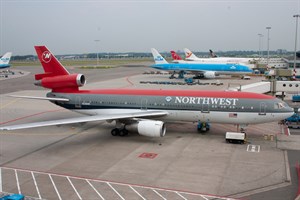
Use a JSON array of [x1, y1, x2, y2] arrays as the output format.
[[57, 89, 274, 99]]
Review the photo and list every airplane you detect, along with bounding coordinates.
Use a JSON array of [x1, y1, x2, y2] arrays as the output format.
[[0, 52, 12, 68], [0, 46, 294, 138], [151, 48, 253, 79], [184, 48, 253, 64]]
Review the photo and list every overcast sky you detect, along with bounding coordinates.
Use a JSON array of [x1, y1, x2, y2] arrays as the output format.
[[1, 0, 300, 55]]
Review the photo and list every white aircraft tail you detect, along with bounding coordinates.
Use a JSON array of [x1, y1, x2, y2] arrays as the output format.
[[183, 48, 199, 60], [0, 52, 12, 65], [151, 48, 168, 64]]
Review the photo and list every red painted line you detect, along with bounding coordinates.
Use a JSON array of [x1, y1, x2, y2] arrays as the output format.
[[296, 162, 300, 196], [125, 76, 134, 86], [284, 125, 290, 136], [0, 109, 64, 125], [0, 166, 240, 200]]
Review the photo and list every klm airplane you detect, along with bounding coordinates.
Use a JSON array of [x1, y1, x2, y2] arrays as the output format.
[[0, 52, 12, 69], [151, 48, 252, 78]]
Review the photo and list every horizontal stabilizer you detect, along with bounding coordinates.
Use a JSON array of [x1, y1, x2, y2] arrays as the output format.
[[9, 95, 69, 102]]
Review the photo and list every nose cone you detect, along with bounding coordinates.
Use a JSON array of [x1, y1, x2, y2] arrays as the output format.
[[283, 104, 295, 119], [245, 66, 253, 73]]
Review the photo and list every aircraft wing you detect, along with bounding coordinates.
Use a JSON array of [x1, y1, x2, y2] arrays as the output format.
[[0, 111, 168, 131]]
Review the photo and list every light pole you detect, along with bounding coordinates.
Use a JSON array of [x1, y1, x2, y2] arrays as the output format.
[[266, 27, 271, 69], [94, 39, 100, 66], [293, 14, 300, 80], [258, 34, 263, 59]]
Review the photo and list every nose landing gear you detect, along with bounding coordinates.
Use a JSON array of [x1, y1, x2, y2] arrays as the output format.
[[197, 121, 210, 134]]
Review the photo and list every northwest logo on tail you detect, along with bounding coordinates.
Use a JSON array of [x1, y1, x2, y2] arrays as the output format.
[[42, 51, 52, 63]]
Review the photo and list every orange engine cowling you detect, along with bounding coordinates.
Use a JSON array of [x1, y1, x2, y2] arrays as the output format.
[[34, 74, 86, 90]]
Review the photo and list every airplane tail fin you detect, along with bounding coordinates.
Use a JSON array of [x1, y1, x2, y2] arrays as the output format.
[[209, 49, 217, 58], [183, 48, 198, 60], [0, 52, 12, 65], [170, 51, 182, 60], [34, 46, 85, 92], [151, 48, 168, 64], [34, 46, 70, 80]]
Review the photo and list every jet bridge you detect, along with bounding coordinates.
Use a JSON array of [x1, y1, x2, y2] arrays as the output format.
[[228, 80, 300, 95], [228, 81, 271, 94]]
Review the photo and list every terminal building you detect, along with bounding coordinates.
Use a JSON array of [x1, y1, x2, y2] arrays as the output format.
[[256, 52, 300, 78]]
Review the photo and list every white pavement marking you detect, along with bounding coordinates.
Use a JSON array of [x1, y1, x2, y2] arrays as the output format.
[[67, 176, 82, 200], [1, 167, 236, 200], [175, 191, 187, 200], [31, 172, 41, 199], [129, 185, 146, 200], [49, 174, 62, 200], [107, 182, 125, 200], [247, 144, 260, 153], [14, 169, 21, 194], [152, 189, 166, 200], [86, 180, 105, 200], [201, 194, 210, 200], [0, 168, 2, 192]]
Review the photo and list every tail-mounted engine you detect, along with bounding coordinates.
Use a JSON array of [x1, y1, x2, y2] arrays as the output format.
[[34, 74, 86, 91]]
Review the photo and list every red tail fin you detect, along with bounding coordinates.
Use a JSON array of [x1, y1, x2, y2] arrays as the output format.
[[34, 46, 85, 92], [170, 51, 182, 60], [34, 46, 69, 80]]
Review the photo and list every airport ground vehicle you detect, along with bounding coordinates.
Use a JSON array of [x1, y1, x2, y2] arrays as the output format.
[[286, 112, 300, 128], [225, 132, 246, 144], [0, 194, 24, 200], [292, 94, 300, 102]]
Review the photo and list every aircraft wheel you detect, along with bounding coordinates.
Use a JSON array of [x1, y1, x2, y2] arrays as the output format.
[[119, 129, 128, 137], [111, 128, 120, 136]]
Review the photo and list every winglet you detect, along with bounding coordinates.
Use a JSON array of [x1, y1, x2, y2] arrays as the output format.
[[151, 48, 168, 64]]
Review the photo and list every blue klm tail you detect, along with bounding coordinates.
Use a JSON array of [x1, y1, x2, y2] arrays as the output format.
[[0, 52, 12, 68]]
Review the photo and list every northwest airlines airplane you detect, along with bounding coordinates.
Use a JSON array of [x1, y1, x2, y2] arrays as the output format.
[[0, 46, 294, 138], [152, 48, 252, 78], [0, 52, 12, 68]]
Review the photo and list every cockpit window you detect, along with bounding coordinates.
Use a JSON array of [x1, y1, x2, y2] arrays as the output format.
[[274, 102, 286, 109]]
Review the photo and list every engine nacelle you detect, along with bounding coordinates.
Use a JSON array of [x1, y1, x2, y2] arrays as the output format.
[[35, 74, 86, 90], [125, 120, 166, 137], [203, 71, 216, 79]]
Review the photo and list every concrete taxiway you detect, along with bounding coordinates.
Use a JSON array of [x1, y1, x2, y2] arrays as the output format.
[[0, 65, 299, 200]]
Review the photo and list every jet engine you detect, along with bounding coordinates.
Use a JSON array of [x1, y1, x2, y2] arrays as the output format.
[[34, 74, 86, 90], [203, 71, 216, 79], [125, 120, 166, 137]]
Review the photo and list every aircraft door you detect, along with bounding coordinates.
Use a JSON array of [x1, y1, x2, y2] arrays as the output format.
[[259, 102, 266, 115], [75, 96, 82, 108], [141, 99, 148, 110], [201, 104, 210, 113]]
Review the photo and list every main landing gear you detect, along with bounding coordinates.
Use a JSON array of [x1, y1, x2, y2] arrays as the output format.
[[111, 128, 129, 137], [169, 71, 186, 79]]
